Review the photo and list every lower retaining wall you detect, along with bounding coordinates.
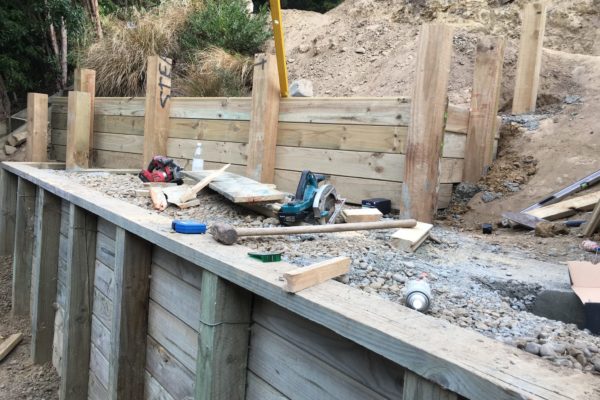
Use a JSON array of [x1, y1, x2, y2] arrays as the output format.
[[1, 162, 598, 400]]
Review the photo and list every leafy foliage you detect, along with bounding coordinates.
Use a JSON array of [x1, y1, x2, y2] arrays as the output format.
[[180, 0, 270, 57]]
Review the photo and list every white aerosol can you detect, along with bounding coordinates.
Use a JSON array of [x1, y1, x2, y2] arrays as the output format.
[[192, 143, 204, 171], [405, 278, 432, 313]]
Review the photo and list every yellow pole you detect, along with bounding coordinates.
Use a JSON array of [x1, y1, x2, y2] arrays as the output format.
[[268, 0, 289, 97]]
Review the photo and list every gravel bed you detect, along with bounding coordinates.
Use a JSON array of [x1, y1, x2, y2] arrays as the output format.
[[58, 171, 600, 375]]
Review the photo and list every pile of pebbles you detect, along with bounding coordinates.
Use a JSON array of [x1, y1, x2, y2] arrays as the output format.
[[61, 171, 600, 374]]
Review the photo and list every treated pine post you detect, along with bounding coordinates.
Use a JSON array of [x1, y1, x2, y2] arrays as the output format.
[[143, 56, 172, 166], [74, 68, 96, 164], [108, 227, 152, 400], [26, 93, 49, 162], [512, 2, 547, 114], [31, 188, 61, 364], [0, 168, 18, 256], [66, 91, 92, 170], [246, 53, 280, 183], [400, 24, 454, 223], [195, 271, 252, 400], [463, 36, 506, 183], [59, 204, 97, 400], [11, 178, 37, 316], [403, 371, 457, 400]]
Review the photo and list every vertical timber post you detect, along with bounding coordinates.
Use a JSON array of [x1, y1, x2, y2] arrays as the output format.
[[0, 168, 17, 256], [463, 36, 506, 183], [195, 271, 252, 400], [74, 68, 96, 165], [59, 204, 97, 399], [12, 177, 37, 316], [246, 53, 280, 183], [143, 56, 172, 166], [31, 188, 61, 364], [108, 228, 152, 400], [403, 371, 458, 400], [512, 2, 547, 114], [401, 24, 454, 223], [26, 93, 49, 162], [66, 91, 92, 170]]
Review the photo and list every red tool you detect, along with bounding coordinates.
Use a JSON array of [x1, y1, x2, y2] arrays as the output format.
[[139, 156, 183, 184]]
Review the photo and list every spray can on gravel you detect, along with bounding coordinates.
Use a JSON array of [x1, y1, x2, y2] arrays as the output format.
[[405, 277, 432, 313]]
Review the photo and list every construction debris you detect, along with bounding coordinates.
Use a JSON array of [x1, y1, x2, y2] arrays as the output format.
[[526, 191, 600, 220], [283, 256, 351, 293], [0, 333, 23, 362], [163, 164, 230, 208], [583, 200, 600, 237], [390, 222, 432, 252], [534, 221, 569, 238], [7, 131, 27, 147], [341, 208, 382, 223]]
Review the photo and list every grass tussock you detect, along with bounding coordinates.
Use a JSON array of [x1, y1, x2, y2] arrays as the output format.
[[176, 46, 253, 97], [82, 0, 197, 96]]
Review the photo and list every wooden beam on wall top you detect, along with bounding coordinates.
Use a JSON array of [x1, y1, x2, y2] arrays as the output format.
[[143, 56, 172, 166], [401, 23, 454, 223], [66, 91, 92, 170], [11, 177, 37, 317], [246, 53, 280, 183], [463, 36, 506, 183], [59, 204, 97, 400], [512, 2, 547, 114], [74, 68, 96, 164], [26, 93, 49, 162], [30, 188, 61, 364], [195, 271, 252, 400], [108, 228, 152, 400]]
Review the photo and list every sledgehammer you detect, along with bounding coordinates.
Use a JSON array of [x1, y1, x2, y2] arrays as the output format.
[[209, 219, 418, 245]]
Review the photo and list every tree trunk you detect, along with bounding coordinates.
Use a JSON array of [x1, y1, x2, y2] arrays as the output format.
[[60, 17, 68, 91], [90, 0, 103, 39], [0, 75, 10, 137]]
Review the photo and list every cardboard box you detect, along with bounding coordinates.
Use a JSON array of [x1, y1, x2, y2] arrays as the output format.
[[568, 261, 600, 333]]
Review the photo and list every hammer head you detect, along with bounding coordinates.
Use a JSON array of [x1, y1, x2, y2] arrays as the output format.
[[209, 223, 238, 245]]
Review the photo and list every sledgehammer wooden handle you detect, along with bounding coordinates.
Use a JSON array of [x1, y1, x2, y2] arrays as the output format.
[[210, 219, 417, 245]]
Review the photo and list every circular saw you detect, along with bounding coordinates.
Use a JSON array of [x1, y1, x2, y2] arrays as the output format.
[[278, 170, 345, 225]]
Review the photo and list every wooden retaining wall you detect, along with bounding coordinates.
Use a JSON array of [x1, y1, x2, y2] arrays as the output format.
[[47, 97, 499, 209], [3, 162, 598, 400]]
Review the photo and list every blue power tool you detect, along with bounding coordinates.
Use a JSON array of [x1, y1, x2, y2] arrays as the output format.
[[278, 170, 344, 225]]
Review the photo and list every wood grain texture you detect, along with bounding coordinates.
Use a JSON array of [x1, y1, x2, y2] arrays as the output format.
[[246, 371, 289, 400], [403, 370, 457, 400], [464, 36, 506, 182], [66, 91, 92, 170], [30, 188, 61, 364], [0, 169, 17, 256], [96, 231, 116, 270], [11, 178, 37, 316], [144, 371, 176, 400], [7, 163, 599, 400], [401, 23, 454, 223], [195, 271, 252, 400], [341, 208, 382, 223], [247, 53, 280, 183], [26, 93, 49, 162], [59, 204, 97, 400], [583, 200, 600, 237], [525, 191, 600, 220], [0, 333, 23, 362], [74, 68, 96, 163], [390, 222, 433, 252], [283, 257, 351, 293], [146, 336, 195, 400], [512, 2, 547, 114], [143, 56, 172, 166], [108, 228, 152, 400]]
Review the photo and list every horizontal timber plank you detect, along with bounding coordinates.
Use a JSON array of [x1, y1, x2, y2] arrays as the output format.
[[91, 315, 111, 360], [94, 260, 114, 300], [145, 371, 175, 400], [89, 372, 109, 400], [92, 288, 112, 330], [96, 232, 116, 270], [90, 343, 110, 390], [145, 336, 195, 400], [152, 247, 203, 290], [97, 218, 116, 240], [246, 371, 289, 400], [5, 162, 598, 400]]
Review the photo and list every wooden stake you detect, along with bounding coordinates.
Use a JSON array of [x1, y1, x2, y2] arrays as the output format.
[[143, 56, 172, 166], [583, 200, 600, 237], [283, 257, 351, 293], [246, 53, 280, 183], [66, 91, 92, 170], [512, 2, 547, 114], [74, 68, 96, 163], [464, 36, 506, 182], [401, 24, 454, 223], [26, 93, 48, 162]]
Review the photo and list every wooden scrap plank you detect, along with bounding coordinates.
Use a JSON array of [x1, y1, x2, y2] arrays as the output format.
[[401, 23, 454, 223], [390, 222, 433, 252], [342, 208, 382, 223], [512, 2, 547, 114], [583, 200, 600, 237], [0, 333, 23, 362], [184, 171, 285, 203], [283, 257, 351, 293], [525, 191, 600, 220], [143, 56, 172, 166], [246, 53, 280, 183]]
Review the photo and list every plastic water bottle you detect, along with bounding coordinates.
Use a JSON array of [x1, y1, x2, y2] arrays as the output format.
[[192, 143, 204, 171]]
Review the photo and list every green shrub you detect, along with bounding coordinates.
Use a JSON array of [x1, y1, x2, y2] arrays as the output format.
[[180, 0, 270, 57]]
